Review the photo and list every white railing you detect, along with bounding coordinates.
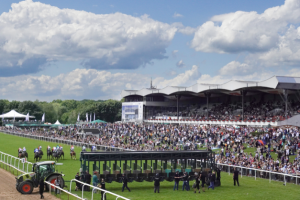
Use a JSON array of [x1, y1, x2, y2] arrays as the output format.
[[0, 151, 33, 175], [1, 130, 135, 152], [216, 163, 300, 186], [144, 119, 278, 126], [70, 179, 130, 200], [45, 181, 83, 200]]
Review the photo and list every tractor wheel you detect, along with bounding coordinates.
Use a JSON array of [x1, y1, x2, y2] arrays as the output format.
[[19, 181, 33, 194], [46, 175, 65, 192]]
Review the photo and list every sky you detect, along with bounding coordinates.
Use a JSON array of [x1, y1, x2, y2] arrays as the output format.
[[0, 0, 300, 101]]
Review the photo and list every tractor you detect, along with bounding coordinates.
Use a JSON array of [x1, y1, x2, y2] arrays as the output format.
[[15, 161, 65, 194]]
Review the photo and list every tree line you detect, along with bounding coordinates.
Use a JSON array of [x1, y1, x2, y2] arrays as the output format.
[[0, 99, 123, 124]]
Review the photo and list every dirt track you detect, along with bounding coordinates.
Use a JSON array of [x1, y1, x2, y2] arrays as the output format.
[[0, 168, 60, 200]]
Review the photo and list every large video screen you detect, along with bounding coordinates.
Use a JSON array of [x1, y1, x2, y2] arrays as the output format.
[[122, 102, 143, 121]]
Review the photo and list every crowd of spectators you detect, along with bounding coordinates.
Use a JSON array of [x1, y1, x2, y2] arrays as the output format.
[[1, 122, 300, 176], [151, 100, 300, 122]]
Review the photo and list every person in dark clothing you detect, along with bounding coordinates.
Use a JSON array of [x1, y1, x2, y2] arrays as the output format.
[[154, 173, 160, 193], [233, 168, 240, 186], [75, 172, 81, 191], [182, 172, 189, 191], [99, 178, 106, 200], [121, 174, 131, 192], [194, 173, 200, 193], [173, 171, 180, 190], [39, 177, 44, 199], [200, 171, 206, 192], [208, 171, 216, 190], [85, 171, 92, 191], [216, 168, 221, 181]]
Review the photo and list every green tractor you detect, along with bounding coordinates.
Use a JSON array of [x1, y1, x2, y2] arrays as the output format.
[[16, 161, 65, 194]]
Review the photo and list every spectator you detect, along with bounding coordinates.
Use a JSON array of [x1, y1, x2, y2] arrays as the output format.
[[154, 173, 160, 193], [233, 168, 240, 186], [92, 171, 99, 193], [173, 171, 180, 191], [208, 171, 215, 190], [121, 174, 131, 192]]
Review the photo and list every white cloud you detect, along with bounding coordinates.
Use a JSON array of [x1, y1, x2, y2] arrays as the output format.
[[154, 65, 200, 88], [218, 61, 254, 76], [173, 12, 183, 18], [170, 70, 177, 76], [176, 60, 186, 68], [191, 0, 300, 54], [0, 0, 178, 76], [0, 66, 200, 101], [172, 50, 178, 58], [172, 22, 196, 35]]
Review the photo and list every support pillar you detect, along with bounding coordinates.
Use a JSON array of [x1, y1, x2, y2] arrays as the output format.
[[204, 92, 211, 118], [241, 90, 247, 121], [175, 95, 181, 120], [283, 89, 288, 117]]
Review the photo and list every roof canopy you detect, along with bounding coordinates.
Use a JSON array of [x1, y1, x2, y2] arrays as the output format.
[[54, 120, 61, 125], [121, 76, 300, 98], [91, 119, 107, 123], [0, 110, 35, 119]]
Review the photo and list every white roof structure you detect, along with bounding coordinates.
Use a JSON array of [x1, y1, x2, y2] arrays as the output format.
[[54, 120, 61, 125], [121, 76, 300, 98], [0, 110, 35, 119]]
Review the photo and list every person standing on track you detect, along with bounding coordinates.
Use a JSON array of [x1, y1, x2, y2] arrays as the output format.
[[173, 171, 180, 190], [99, 178, 106, 200], [92, 171, 99, 193], [200, 171, 206, 192], [39, 177, 44, 199], [121, 174, 131, 192], [194, 173, 200, 193], [154, 173, 160, 193], [233, 168, 240, 186]]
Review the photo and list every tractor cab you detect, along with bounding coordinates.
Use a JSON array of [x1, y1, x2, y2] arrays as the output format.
[[16, 161, 64, 194], [32, 161, 56, 185]]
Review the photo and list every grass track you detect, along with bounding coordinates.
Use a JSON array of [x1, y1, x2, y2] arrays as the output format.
[[0, 132, 299, 200]]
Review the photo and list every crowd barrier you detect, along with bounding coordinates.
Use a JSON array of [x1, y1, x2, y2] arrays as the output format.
[[45, 181, 83, 200], [69, 179, 130, 200], [0, 151, 33, 175], [1, 130, 134, 152], [144, 119, 278, 126], [216, 163, 300, 186]]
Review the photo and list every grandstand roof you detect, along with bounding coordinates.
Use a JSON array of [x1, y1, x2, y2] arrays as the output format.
[[121, 76, 300, 98]]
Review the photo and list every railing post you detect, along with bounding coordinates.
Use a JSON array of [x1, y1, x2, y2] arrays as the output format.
[[255, 170, 256, 180], [241, 167, 242, 178]]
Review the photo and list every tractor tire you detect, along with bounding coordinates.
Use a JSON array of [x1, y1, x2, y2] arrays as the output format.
[[19, 181, 33, 194], [46, 175, 65, 192]]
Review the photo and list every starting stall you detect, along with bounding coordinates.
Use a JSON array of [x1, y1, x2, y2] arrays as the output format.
[[80, 150, 215, 184]]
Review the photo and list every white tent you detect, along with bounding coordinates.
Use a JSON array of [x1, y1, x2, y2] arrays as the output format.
[[54, 120, 61, 125], [0, 110, 35, 119]]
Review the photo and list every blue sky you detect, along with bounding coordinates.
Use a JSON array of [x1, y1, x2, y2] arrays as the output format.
[[0, 0, 299, 101]]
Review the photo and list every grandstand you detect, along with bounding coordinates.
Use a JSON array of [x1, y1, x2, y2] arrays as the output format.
[[121, 76, 300, 126]]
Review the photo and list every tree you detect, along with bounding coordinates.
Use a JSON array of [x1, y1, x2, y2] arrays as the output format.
[[0, 100, 9, 114], [18, 101, 43, 120], [4, 100, 20, 113]]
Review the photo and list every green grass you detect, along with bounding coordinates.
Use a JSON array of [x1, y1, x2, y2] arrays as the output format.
[[0, 132, 299, 200]]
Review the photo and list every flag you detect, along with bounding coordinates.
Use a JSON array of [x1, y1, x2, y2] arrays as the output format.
[[26, 113, 29, 121], [94, 113, 96, 121], [77, 113, 80, 122], [86, 113, 88, 122], [41, 113, 45, 122], [90, 113, 92, 122]]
